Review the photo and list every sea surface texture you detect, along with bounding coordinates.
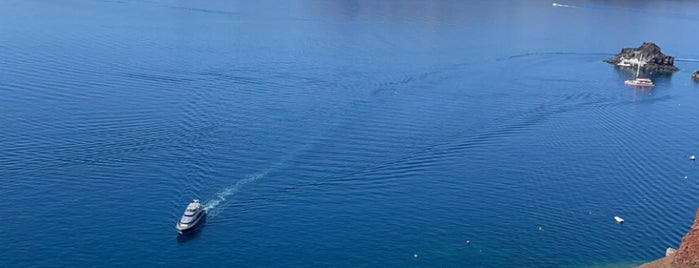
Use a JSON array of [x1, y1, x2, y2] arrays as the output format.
[[2, 0, 699, 267]]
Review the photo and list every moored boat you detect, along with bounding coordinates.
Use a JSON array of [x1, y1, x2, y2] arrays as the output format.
[[624, 57, 655, 87], [624, 77, 654, 87], [617, 60, 632, 67]]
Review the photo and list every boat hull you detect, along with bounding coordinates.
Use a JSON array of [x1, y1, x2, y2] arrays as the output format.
[[624, 80, 654, 87], [176, 212, 206, 234]]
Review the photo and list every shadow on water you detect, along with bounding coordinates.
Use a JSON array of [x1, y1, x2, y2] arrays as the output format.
[[176, 228, 204, 244]]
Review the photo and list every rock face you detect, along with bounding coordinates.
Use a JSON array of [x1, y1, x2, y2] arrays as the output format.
[[638, 209, 699, 268], [692, 70, 699, 81], [670, 209, 699, 267], [605, 42, 679, 72]]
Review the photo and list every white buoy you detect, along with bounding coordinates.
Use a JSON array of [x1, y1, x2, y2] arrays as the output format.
[[466, 240, 471, 245], [538, 226, 543, 231], [685, 176, 689, 179], [413, 253, 418, 258], [691, 155, 695, 161], [614, 216, 624, 224]]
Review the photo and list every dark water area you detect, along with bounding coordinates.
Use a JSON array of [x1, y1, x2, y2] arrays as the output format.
[[3, 0, 699, 267]]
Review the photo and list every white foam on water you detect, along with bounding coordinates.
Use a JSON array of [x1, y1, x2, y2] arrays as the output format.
[[552, 2, 577, 8], [201, 141, 317, 215], [676, 58, 699, 62], [204, 170, 269, 212]]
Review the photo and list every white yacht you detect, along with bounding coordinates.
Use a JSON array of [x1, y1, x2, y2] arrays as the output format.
[[176, 199, 206, 234], [624, 57, 655, 87]]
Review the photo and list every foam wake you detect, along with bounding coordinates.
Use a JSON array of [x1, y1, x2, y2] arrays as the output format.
[[203, 170, 270, 212], [201, 141, 317, 215], [675, 58, 699, 62], [552, 3, 577, 8]]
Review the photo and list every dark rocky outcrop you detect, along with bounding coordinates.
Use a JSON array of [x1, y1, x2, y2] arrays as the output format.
[[692, 70, 699, 81], [605, 42, 679, 72], [638, 209, 699, 268]]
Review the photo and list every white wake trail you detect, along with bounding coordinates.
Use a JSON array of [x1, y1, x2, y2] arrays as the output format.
[[552, 3, 577, 8], [204, 170, 269, 212], [199, 133, 323, 217], [202, 142, 314, 214], [676, 58, 699, 62]]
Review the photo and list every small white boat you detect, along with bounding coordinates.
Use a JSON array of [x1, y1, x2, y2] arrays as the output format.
[[614, 216, 624, 224], [617, 60, 632, 67], [624, 57, 654, 88], [624, 77, 655, 87], [691, 155, 696, 161]]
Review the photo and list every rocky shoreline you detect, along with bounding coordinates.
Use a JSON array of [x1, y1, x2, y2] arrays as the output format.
[[638, 209, 699, 267], [605, 42, 679, 73]]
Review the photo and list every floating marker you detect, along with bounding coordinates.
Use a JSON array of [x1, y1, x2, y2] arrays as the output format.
[[691, 155, 695, 161], [413, 253, 418, 258]]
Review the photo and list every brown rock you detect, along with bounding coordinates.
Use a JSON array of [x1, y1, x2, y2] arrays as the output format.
[[605, 42, 679, 73], [638, 209, 699, 268], [639, 256, 674, 268], [671, 209, 699, 267], [668, 248, 678, 257]]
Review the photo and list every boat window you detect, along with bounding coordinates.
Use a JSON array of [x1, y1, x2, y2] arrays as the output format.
[[184, 210, 201, 216]]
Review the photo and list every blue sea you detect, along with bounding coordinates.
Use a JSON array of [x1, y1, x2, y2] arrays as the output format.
[[3, 0, 699, 267]]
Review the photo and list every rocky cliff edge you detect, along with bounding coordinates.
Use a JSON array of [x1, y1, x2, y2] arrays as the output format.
[[638, 209, 699, 268]]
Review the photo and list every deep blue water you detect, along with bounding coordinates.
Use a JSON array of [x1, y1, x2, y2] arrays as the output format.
[[3, 0, 699, 267]]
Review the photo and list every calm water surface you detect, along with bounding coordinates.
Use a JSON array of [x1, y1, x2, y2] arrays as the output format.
[[3, 0, 699, 267]]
